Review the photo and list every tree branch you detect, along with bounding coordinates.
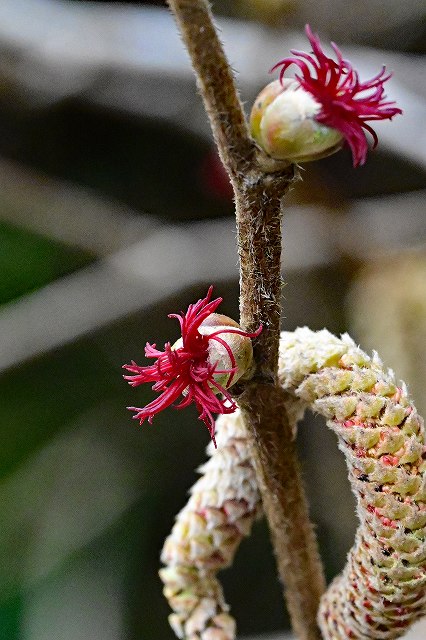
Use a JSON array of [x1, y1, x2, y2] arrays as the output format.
[[239, 385, 327, 640], [166, 1, 326, 638], [167, 0, 255, 177]]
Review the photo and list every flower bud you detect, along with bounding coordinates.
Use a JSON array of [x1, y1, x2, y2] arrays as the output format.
[[123, 286, 261, 444], [250, 80, 343, 163], [173, 312, 255, 391]]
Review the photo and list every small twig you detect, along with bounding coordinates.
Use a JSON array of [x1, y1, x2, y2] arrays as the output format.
[[166, 0, 255, 177], [167, 1, 325, 638]]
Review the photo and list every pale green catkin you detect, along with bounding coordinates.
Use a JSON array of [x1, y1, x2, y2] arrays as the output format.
[[161, 328, 426, 639], [279, 328, 426, 640], [160, 410, 262, 640]]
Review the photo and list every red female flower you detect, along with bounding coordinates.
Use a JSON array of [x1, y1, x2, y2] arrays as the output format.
[[123, 287, 261, 444], [271, 25, 402, 167]]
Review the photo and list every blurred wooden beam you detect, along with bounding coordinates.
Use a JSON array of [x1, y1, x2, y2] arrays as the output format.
[[0, 207, 338, 373], [340, 190, 426, 259], [0, 157, 154, 255]]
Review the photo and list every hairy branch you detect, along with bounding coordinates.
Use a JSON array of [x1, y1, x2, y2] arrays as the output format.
[[167, 0, 255, 177], [167, 1, 325, 638]]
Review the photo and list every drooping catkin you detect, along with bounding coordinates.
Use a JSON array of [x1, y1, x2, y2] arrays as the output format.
[[159, 410, 262, 640], [162, 328, 426, 640], [278, 328, 426, 639]]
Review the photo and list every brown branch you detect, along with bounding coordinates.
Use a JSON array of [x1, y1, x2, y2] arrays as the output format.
[[234, 176, 326, 640], [166, 0, 255, 177], [167, 1, 326, 638], [239, 386, 326, 640]]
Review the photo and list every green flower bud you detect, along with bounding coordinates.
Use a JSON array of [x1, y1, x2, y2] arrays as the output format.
[[250, 80, 343, 163]]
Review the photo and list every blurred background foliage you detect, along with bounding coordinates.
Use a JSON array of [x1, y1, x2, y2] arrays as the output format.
[[0, 1, 425, 639]]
